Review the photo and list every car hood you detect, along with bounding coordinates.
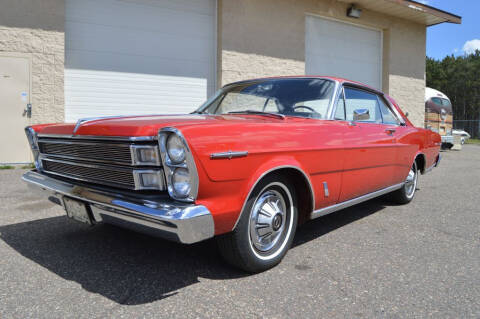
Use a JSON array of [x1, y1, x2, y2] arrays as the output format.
[[37, 114, 288, 137]]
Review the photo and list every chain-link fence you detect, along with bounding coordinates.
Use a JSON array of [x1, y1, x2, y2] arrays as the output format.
[[453, 120, 480, 139]]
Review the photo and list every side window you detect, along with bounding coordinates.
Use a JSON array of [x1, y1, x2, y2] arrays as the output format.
[[431, 97, 443, 106], [344, 88, 381, 123], [377, 96, 399, 125], [334, 90, 346, 120]]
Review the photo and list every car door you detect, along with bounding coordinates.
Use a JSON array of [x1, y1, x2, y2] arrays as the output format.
[[377, 95, 413, 184], [336, 86, 398, 202]]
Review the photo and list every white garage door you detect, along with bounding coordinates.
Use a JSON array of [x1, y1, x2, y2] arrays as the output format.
[[65, 0, 216, 122], [305, 16, 382, 90]]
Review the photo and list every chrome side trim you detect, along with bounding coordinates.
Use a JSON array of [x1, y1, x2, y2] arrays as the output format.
[[22, 170, 214, 244], [310, 183, 404, 219], [325, 80, 341, 120], [210, 151, 248, 159], [323, 182, 329, 197], [37, 134, 157, 142], [232, 165, 315, 231]]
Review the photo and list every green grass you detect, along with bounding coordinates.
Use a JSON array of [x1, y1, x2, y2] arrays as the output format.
[[0, 163, 35, 169], [465, 138, 480, 145]]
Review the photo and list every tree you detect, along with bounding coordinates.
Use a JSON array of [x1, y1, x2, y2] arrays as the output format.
[[426, 50, 480, 137]]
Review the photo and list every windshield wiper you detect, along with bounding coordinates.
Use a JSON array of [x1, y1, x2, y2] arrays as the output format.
[[227, 110, 285, 120]]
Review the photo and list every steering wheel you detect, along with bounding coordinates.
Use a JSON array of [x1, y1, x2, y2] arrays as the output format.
[[293, 105, 319, 114]]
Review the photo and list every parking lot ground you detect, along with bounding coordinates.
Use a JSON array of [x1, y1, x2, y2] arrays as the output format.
[[1, 146, 479, 318]]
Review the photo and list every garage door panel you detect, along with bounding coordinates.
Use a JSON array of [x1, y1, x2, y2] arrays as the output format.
[[67, 6, 214, 40], [69, 0, 216, 17], [66, 23, 213, 63], [65, 0, 215, 122], [65, 70, 207, 120], [66, 50, 214, 80], [306, 16, 382, 90]]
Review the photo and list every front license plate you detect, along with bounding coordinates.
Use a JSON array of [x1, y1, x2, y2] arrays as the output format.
[[63, 197, 92, 225]]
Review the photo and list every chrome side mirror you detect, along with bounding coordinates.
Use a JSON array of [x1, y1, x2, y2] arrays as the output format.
[[353, 108, 370, 121]]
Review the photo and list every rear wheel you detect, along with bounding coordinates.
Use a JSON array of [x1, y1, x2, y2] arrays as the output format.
[[217, 174, 298, 273], [389, 161, 418, 204]]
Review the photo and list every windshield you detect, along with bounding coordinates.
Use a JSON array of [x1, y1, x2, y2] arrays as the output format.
[[195, 78, 336, 119]]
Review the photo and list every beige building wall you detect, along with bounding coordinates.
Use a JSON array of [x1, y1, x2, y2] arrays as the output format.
[[0, 0, 65, 124], [219, 0, 426, 127]]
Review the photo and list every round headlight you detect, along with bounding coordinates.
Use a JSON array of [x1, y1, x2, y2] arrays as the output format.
[[172, 168, 191, 197], [167, 134, 186, 163]]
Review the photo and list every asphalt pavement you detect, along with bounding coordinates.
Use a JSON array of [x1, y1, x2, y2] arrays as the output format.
[[0, 145, 479, 318]]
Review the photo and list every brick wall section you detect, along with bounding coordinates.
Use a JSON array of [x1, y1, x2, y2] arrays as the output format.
[[0, 0, 65, 124], [222, 51, 304, 85], [220, 0, 426, 127]]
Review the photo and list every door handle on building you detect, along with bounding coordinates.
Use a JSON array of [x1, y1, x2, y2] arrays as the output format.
[[22, 103, 32, 118]]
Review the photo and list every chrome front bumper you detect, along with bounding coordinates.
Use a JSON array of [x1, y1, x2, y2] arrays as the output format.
[[22, 170, 214, 244]]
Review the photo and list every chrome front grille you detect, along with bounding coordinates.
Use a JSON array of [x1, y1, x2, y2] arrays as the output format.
[[39, 140, 133, 165], [42, 159, 136, 189], [37, 137, 165, 191]]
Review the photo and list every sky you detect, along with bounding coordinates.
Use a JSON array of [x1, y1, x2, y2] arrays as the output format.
[[421, 0, 479, 60]]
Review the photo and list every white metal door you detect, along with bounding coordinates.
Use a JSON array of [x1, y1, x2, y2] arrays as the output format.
[[305, 16, 382, 90], [65, 0, 216, 122], [0, 54, 31, 164]]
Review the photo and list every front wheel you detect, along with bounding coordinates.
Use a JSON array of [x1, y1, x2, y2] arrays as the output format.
[[389, 161, 418, 204], [217, 174, 298, 273]]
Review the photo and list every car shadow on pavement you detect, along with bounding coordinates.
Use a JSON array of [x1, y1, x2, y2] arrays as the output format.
[[0, 216, 244, 305], [293, 197, 388, 247], [0, 197, 388, 305]]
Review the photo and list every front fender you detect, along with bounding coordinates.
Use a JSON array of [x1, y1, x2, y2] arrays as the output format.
[[231, 156, 315, 230], [195, 154, 313, 235]]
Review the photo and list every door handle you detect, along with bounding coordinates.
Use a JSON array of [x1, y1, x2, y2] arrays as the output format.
[[22, 103, 32, 118], [385, 128, 396, 135]]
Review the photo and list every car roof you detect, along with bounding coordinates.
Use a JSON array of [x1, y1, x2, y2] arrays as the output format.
[[226, 75, 383, 94]]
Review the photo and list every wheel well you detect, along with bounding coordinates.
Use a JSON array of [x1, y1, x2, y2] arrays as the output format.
[[415, 154, 426, 174], [259, 168, 314, 225]]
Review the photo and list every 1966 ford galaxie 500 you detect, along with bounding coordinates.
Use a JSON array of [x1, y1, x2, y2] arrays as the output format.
[[23, 76, 441, 272]]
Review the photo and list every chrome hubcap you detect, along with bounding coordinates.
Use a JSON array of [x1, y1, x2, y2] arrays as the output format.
[[405, 164, 417, 198], [249, 189, 287, 252]]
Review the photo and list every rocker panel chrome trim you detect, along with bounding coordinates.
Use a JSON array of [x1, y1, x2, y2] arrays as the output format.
[[310, 183, 404, 219]]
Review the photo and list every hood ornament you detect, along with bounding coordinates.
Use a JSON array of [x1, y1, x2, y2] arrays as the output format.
[[73, 118, 91, 135], [72, 115, 135, 135]]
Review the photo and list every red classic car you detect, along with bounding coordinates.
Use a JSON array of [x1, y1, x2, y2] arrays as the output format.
[[23, 76, 441, 272]]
